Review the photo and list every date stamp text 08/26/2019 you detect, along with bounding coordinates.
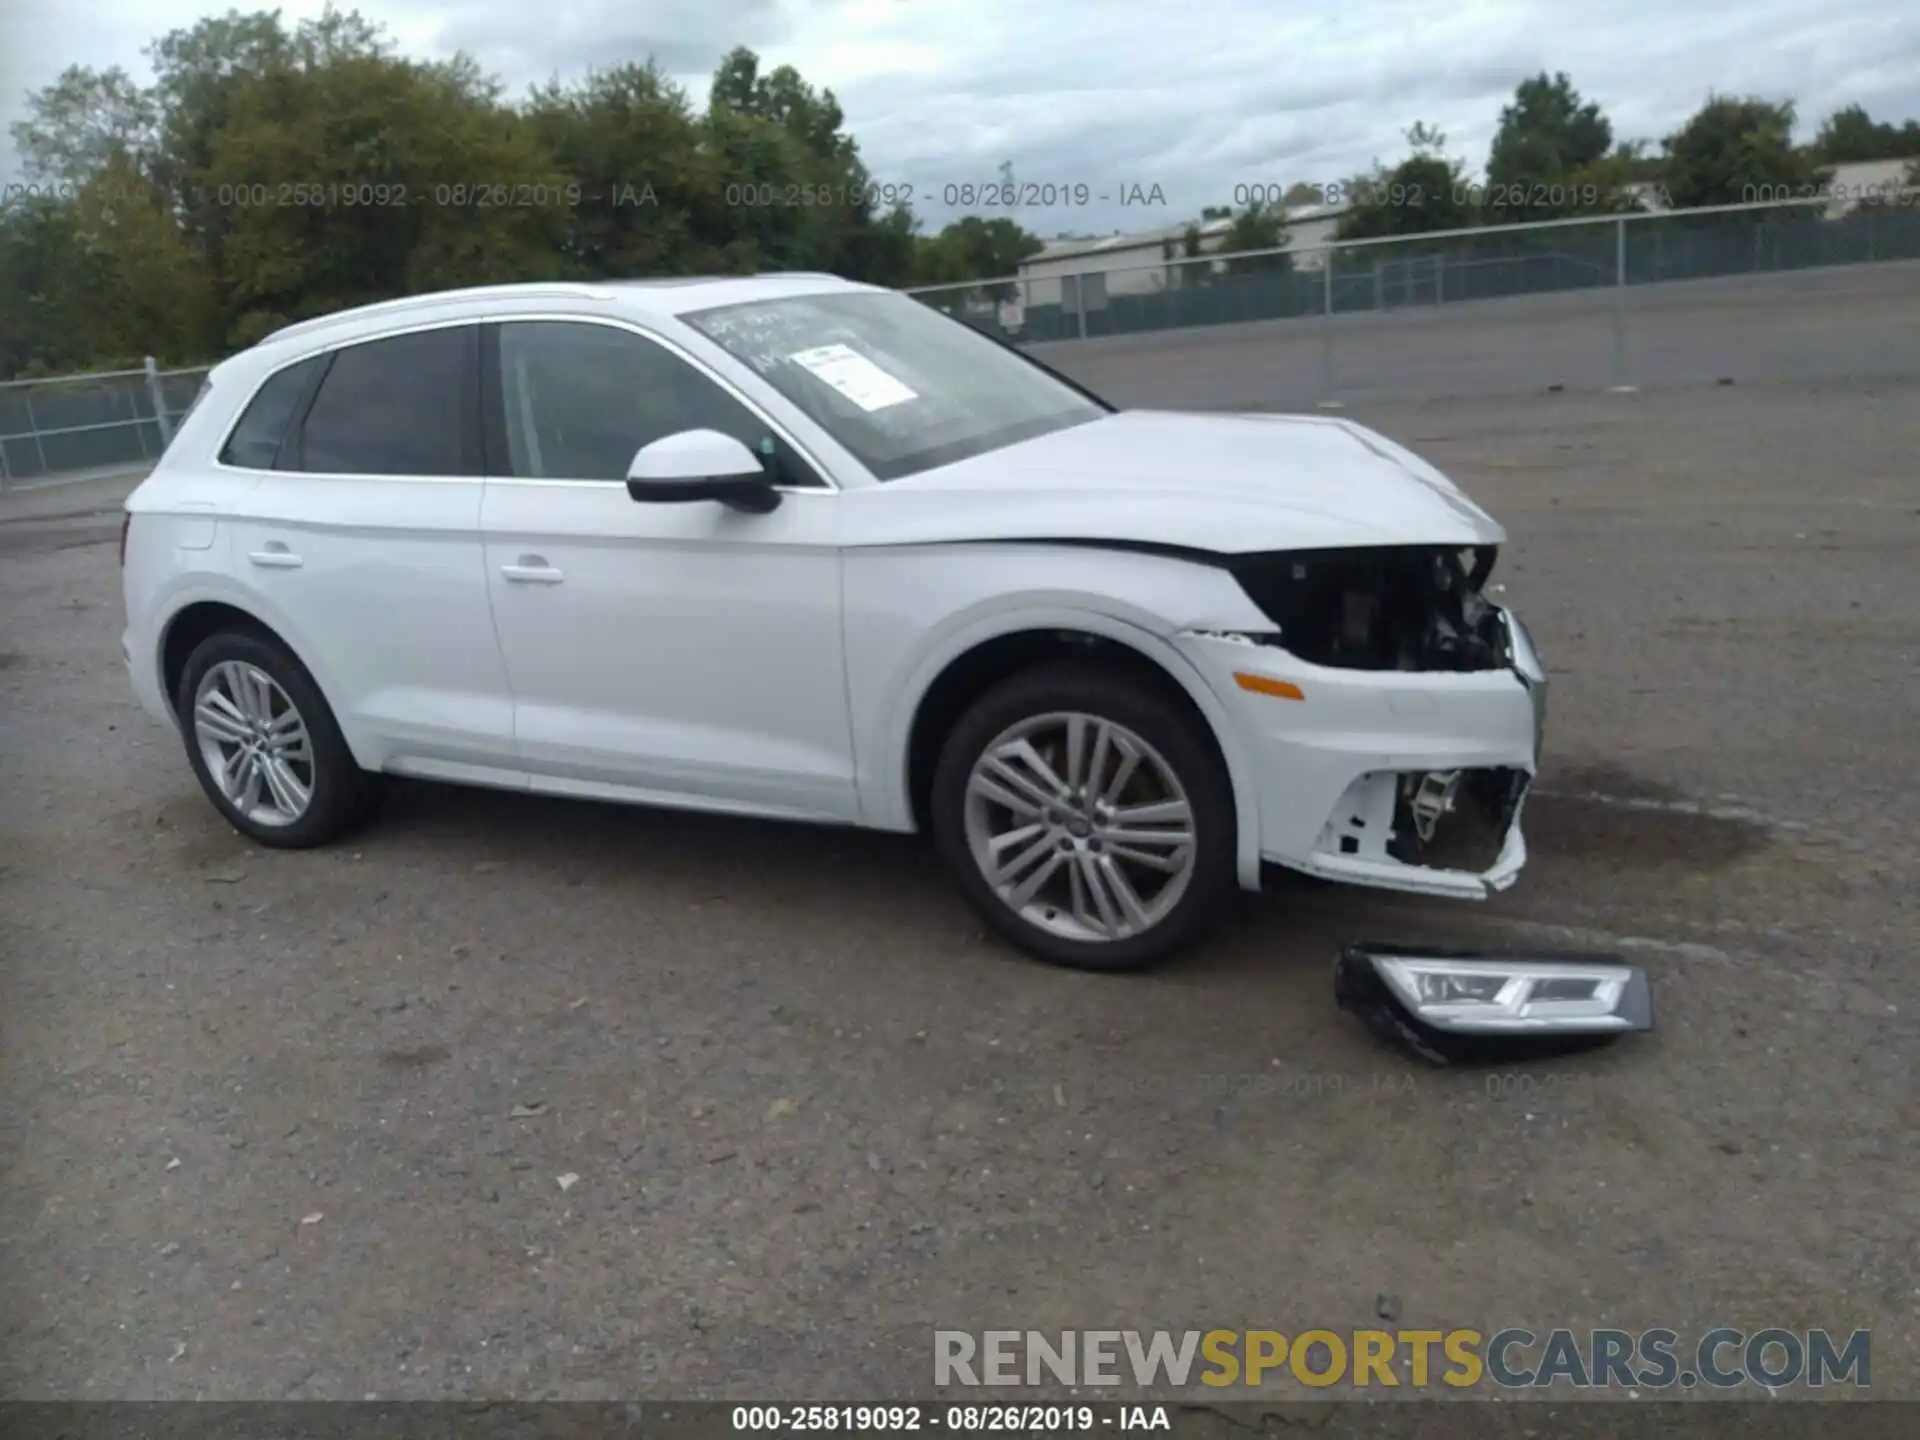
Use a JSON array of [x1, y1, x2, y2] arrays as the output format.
[[1, 178, 1174, 213], [727, 1406, 1169, 1432]]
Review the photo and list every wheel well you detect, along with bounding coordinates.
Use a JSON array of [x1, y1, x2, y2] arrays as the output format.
[[159, 602, 282, 715], [905, 628, 1224, 832]]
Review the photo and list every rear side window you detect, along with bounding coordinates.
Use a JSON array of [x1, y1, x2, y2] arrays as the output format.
[[290, 326, 478, 476], [218, 358, 322, 469]]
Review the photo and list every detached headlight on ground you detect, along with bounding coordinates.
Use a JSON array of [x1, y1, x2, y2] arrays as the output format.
[[1336, 942, 1653, 1065]]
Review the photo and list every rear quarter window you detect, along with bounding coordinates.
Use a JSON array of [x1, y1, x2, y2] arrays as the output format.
[[289, 327, 477, 476], [218, 357, 324, 469]]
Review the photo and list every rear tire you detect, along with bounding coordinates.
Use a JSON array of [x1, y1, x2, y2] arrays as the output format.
[[176, 629, 383, 848], [930, 661, 1236, 971]]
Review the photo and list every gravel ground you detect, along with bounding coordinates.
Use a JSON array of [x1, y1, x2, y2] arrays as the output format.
[[1, 378, 1915, 1403]]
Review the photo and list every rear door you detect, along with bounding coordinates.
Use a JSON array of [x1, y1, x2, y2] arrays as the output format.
[[224, 323, 518, 780]]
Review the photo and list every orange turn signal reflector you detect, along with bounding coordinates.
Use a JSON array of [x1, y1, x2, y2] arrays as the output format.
[[1234, 672, 1305, 701]]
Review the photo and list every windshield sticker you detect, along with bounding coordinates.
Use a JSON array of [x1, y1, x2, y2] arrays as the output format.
[[787, 343, 919, 412]]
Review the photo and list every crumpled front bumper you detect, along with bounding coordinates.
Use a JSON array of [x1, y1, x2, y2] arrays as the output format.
[[1181, 608, 1548, 900]]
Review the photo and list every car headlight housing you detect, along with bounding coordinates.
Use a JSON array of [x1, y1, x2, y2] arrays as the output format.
[[1336, 942, 1653, 1065]]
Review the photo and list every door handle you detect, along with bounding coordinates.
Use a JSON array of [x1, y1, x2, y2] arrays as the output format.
[[248, 543, 303, 569], [500, 556, 564, 584]]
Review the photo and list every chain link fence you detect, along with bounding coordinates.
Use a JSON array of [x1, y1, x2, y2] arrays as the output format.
[[0, 359, 212, 489], [906, 193, 1920, 345]]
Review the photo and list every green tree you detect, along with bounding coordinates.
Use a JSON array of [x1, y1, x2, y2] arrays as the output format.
[[913, 215, 1043, 289], [1483, 71, 1623, 220], [1812, 104, 1920, 165], [704, 46, 904, 279], [1661, 95, 1820, 208], [525, 63, 719, 279], [701, 100, 828, 272], [709, 47, 853, 164], [2, 8, 1068, 374], [1220, 199, 1289, 273], [0, 108, 216, 368], [1336, 125, 1475, 241], [200, 31, 570, 343], [142, 8, 303, 303], [6, 65, 158, 183], [74, 147, 220, 359], [1158, 207, 1232, 287], [841, 202, 920, 288], [0, 198, 117, 376], [1609, 140, 1666, 183]]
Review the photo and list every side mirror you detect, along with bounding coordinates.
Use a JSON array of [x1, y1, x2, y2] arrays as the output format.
[[625, 429, 781, 514]]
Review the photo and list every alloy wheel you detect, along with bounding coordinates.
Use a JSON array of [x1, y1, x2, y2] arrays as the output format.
[[192, 660, 315, 827], [962, 711, 1197, 943]]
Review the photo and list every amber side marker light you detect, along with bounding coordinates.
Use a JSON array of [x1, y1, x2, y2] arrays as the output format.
[[1233, 672, 1304, 701]]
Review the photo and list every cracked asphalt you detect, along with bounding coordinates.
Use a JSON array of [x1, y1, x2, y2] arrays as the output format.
[[1, 374, 1915, 1403]]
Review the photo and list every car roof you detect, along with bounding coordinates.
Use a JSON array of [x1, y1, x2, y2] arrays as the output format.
[[247, 272, 882, 357]]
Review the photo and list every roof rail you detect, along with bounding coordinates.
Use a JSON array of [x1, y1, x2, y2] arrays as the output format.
[[263, 282, 618, 344]]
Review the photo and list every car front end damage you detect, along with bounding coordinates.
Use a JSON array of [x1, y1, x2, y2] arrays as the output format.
[[1178, 544, 1548, 901]]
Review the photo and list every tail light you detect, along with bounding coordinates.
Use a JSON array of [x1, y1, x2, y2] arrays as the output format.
[[119, 513, 131, 567]]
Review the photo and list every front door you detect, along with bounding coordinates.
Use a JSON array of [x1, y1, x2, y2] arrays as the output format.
[[477, 318, 856, 822]]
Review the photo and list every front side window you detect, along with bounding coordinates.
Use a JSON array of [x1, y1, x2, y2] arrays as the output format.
[[682, 291, 1110, 481], [218, 357, 322, 469], [290, 326, 478, 476], [493, 321, 823, 486]]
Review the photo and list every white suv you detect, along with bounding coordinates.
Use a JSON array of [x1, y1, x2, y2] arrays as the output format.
[[122, 274, 1546, 969]]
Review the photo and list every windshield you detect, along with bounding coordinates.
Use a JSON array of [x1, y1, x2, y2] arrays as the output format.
[[681, 291, 1110, 481]]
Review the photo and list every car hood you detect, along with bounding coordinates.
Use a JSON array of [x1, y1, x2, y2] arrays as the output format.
[[841, 410, 1504, 553]]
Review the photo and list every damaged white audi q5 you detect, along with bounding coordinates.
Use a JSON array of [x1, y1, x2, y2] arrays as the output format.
[[121, 273, 1547, 970]]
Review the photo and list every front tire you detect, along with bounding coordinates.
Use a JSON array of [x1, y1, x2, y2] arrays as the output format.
[[930, 661, 1236, 971], [176, 629, 382, 848]]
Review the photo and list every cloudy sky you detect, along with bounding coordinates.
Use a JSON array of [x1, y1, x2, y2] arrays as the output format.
[[3, 0, 1917, 234]]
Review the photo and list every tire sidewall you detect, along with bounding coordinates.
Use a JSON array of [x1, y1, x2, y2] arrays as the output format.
[[176, 630, 368, 847], [930, 663, 1237, 970]]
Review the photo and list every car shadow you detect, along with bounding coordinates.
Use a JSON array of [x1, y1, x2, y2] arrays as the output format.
[[371, 774, 945, 884], [361, 777, 1475, 991]]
